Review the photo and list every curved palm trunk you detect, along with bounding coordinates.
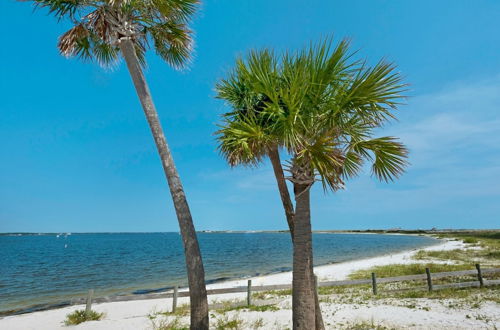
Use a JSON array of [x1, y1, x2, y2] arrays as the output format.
[[268, 147, 295, 236], [292, 182, 316, 330], [120, 38, 208, 330], [268, 147, 324, 330]]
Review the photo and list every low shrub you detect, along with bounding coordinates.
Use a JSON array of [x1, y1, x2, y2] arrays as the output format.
[[64, 309, 104, 325]]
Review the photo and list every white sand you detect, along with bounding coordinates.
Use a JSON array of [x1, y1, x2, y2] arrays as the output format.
[[1, 237, 498, 329]]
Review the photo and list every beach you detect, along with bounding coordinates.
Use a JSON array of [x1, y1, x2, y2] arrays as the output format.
[[2, 237, 498, 329]]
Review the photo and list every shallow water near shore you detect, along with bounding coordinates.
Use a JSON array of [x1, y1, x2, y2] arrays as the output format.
[[0, 232, 437, 314]]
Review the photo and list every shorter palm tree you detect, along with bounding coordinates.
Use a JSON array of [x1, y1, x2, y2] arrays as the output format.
[[216, 38, 408, 330]]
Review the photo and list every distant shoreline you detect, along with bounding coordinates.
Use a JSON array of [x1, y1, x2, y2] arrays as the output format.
[[1, 228, 498, 236]]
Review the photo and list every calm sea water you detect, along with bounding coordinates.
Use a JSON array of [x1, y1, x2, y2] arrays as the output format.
[[0, 232, 437, 314]]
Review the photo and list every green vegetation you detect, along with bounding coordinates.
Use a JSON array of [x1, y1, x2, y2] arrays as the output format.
[[348, 263, 472, 280], [216, 304, 279, 314], [214, 314, 244, 330], [149, 316, 188, 330], [339, 319, 396, 330], [316, 282, 500, 309], [252, 289, 292, 299], [416, 231, 500, 267], [390, 286, 500, 303], [164, 304, 191, 317], [319, 284, 371, 296], [64, 309, 104, 325], [149, 304, 190, 318]]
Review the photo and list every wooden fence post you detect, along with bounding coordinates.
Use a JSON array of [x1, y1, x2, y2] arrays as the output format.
[[476, 264, 484, 288], [247, 280, 252, 306], [172, 286, 178, 313], [425, 268, 433, 291], [371, 273, 377, 295], [85, 289, 94, 315]]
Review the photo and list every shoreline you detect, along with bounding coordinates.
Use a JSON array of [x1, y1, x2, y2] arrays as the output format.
[[1, 234, 440, 317], [203, 235, 454, 289], [0, 236, 468, 330]]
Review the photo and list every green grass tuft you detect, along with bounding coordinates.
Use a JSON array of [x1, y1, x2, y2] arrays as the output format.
[[64, 309, 104, 325], [149, 315, 188, 330], [154, 304, 190, 317], [214, 314, 244, 330]]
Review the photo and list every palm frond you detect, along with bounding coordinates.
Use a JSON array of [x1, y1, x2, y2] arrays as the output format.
[[215, 35, 409, 192], [340, 60, 408, 124], [148, 21, 193, 69], [20, 0, 92, 21], [215, 116, 273, 167], [22, 0, 199, 70], [351, 137, 409, 182]]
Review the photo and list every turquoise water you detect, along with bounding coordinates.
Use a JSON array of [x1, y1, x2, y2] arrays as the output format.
[[0, 232, 437, 314]]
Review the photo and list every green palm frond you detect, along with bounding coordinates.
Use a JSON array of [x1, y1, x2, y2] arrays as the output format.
[[21, 0, 199, 69], [295, 134, 345, 191], [21, 0, 93, 21], [339, 60, 408, 125], [58, 23, 120, 66], [148, 21, 192, 69], [215, 115, 273, 167], [215, 36, 409, 192], [341, 150, 363, 179], [139, 0, 199, 22], [351, 137, 409, 182]]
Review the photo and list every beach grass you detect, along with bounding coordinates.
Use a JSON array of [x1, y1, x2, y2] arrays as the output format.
[[216, 303, 279, 314], [415, 232, 500, 267], [348, 263, 472, 279], [213, 314, 244, 329], [64, 309, 104, 325], [149, 315, 188, 330], [316, 282, 500, 309], [340, 232, 500, 304], [339, 319, 396, 330]]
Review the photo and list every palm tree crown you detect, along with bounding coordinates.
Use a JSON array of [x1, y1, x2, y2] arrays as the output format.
[[216, 38, 409, 191], [22, 0, 198, 68], [216, 37, 410, 330]]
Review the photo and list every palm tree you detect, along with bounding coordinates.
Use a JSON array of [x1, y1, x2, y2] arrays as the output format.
[[216, 38, 408, 329], [20, 0, 209, 328], [215, 49, 327, 329]]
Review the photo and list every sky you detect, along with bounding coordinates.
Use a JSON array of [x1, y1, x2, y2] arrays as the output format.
[[1, 0, 499, 232]]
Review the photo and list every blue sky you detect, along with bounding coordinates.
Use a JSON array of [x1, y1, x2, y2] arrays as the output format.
[[1, 0, 499, 232]]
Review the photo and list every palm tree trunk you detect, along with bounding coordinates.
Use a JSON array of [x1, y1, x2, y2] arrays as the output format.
[[268, 147, 325, 330], [292, 182, 316, 330], [268, 146, 295, 237], [119, 38, 208, 330]]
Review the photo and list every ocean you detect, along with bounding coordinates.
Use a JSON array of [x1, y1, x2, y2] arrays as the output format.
[[0, 232, 437, 315]]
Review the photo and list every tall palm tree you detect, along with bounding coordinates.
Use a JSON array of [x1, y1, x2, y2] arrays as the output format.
[[20, 0, 209, 328], [216, 38, 408, 330]]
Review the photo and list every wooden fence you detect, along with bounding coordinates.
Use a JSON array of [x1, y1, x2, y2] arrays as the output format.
[[80, 264, 500, 312]]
